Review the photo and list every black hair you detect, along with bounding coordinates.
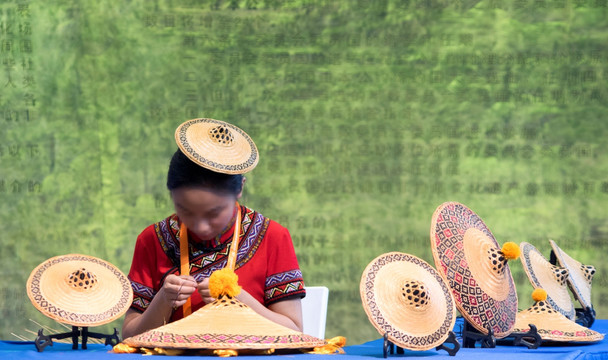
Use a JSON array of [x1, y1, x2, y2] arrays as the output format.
[[166, 149, 243, 196]]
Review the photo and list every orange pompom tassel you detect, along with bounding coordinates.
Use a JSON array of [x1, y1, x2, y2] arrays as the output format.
[[532, 288, 548, 302], [501, 242, 521, 260], [209, 267, 242, 299]]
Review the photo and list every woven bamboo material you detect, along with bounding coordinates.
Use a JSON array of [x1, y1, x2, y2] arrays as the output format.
[[430, 202, 518, 339], [519, 242, 575, 320], [549, 240, 595, 310], [175, 118, 258, 174], [26, 254, 133, 327], [122, 295, 325, 350], [360, 252, 456, 351], [513, 296, 604, 343]]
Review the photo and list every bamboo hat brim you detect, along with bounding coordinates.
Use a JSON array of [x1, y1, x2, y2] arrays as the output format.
[[513, 296, 604, 343], [360, 252, 456, 351], [175, 118, 258, 174], [430, 202, 518, 339], [549, 240, 595, 310], [519, 242, 575, 320], [122, 295, 325, 350], [26, 254, 133, 327]]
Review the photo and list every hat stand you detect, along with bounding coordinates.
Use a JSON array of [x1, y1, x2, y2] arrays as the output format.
[[381, 331, 460, 357], [461, 319, 496, 348], [461, 319, 541, 349], [34, 326, 119, 352], [549, 250, 596, 328], [495, 324, 542, 349]]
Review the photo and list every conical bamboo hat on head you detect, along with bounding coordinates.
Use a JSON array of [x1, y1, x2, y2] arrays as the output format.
[[175, 118, 258, 174], [549, 240, 595, 311], [430, 202, 519, 339], [26, 254, 133, 327], [513, 289, 604, 343], [519, 242, 575, 320], [360, 252, 456, 351]]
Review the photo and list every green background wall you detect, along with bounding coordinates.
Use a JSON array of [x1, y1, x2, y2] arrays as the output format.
[[1, 0, 607, 345]]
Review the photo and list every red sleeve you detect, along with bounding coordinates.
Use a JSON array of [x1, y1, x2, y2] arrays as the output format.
[[128, 225, 163, 312], [263, 221, 306, 305]]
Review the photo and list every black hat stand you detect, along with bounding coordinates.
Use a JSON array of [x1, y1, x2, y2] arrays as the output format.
[[34, 326, 120, 352]]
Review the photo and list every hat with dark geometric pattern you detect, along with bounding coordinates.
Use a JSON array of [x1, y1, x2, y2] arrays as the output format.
[[513, 289, 603, 343], [26, 254, 133, 327], [359, 252, 456, 351], [175, 118, 259, 174], [430, 202, 519, 339], [519, 241, 575, 320]]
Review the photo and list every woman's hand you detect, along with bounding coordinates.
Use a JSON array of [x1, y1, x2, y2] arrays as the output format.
[[197, 277, 216, 304], [160, 274, 197, 308]]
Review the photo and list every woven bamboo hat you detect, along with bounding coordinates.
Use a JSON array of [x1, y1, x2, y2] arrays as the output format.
[[175, 118, 258, 174], [26, 254, 133, 327], [549, 240, 595, 311], [360, 252, 456, 351], [513, 289, 604, 343], [121, 291, 324, 351], [430, 202, 520, 339], [519, 242, 575, 320]]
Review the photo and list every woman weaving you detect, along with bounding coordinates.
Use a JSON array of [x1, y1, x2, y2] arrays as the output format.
[[122, 119, 306, 338]]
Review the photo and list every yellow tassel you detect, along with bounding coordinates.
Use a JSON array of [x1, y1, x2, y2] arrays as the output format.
[[307, 336, 347, 354], [501, 242, 521, 260], [111, 343, 139, 353], [532, 288, 548, 302], [154, 347, 185, 356], [214, 349, 239, 357], [209, 267, 242, 299], [140, 347, 160, 355]]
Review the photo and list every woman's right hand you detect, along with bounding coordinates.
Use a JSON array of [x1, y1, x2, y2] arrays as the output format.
[[159, 274, 197, 308]]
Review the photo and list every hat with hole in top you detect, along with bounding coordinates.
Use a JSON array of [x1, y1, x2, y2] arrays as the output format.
[[360, 252, 456, 351], [26, 254, 133, 327], [430, 202, 520, 339], [175, 118, 258, 174]]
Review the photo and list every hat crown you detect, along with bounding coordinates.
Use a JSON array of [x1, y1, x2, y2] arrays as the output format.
[[488, 247, 507, 276], [401, 280, 429, 310], [208, 125, 234, 146], [550, 265, 569, 286], [66, 267, 98, 291], [581, 264, 595, 283], [531, 300, 558, 315]]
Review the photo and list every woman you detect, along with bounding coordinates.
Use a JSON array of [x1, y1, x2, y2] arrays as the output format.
[[122, 119, 305, 339]]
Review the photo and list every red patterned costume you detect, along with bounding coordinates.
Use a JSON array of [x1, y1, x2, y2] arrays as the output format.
[[128, 204, 306, 322]]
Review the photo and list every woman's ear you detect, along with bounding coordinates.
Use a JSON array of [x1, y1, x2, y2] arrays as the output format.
[[237, 177, 246, 199]]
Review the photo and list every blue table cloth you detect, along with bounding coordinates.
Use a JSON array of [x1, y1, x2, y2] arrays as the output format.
[[2, 319, 607, 359]]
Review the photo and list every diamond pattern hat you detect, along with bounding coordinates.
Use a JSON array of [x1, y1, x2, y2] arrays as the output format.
[[549, 240, 596, 311], [360, 252, 457, 351], [519, 242, 575, 320], [430, 202, 519, 339], [513, 289, 603, 343], [175, 118, 259, 174], [26, 254, 133, 327]]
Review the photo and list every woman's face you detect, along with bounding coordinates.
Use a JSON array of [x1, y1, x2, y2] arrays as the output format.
[[171, 187, 240, 241]]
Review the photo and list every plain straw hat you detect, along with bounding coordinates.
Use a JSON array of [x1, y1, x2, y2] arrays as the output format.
[[360, 252, 457, 351], [519, 242, 575, 320], [430, 202, 520, 339], [175, 118, 259, 174], [26, 254, 133, 327], [549, 239, 596, 311]]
